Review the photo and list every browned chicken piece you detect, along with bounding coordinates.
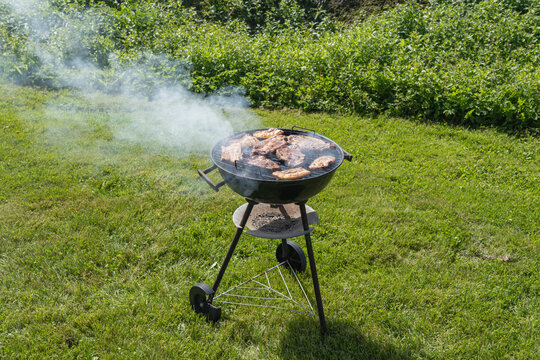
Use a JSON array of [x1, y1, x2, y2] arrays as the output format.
[[253, 128, 284, 139], [229, 134, 260, 148], [272, 168, 311, 180], [252, 135, 287, 155], [276, 145, 305, 167], [247, 155, 280, 171], [287, 135, 335, 151], [309, 155, 336, 170], [220, 143, 242, 163]]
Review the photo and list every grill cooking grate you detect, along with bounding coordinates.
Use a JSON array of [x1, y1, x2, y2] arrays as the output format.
[[211, 129, 343, 182]]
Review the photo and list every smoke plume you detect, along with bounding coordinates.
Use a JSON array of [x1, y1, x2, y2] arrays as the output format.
[[1, 0, 260, 154]]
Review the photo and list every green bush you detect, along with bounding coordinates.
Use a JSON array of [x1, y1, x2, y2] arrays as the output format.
[[1, 0, 538, 130], [182, 0, 329, 33], [430, 0, 539, 13]]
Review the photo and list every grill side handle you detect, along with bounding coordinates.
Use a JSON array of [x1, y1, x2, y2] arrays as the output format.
[[198, 165, 226, 192], [343, 150, 353, 161]]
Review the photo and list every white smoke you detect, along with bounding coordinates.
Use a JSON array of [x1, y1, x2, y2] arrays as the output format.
[[1, 0, 260, 154], [113, 85, 242, 152]]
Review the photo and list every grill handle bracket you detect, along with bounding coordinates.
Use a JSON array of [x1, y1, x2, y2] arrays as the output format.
[[343, 150, 353, 161], [198, 165, 226, 192]]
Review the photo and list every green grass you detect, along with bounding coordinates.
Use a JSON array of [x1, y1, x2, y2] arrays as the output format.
[[0, 84, 538, 359]]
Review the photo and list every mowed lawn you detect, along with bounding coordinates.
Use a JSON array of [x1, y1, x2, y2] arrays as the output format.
[[0, 84, 538, 359]]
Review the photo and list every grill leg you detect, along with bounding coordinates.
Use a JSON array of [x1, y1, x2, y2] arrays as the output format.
[[281, 239, 288, 259], [298, 202, 328, 334], [210, 200, 255, 301]]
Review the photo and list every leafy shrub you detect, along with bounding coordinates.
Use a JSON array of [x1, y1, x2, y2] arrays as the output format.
[[1, 0, 539, 130], [430, 0, 539, 13], [183, 0, 330, 33]]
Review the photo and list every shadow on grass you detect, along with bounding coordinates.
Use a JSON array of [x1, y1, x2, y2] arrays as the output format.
[[279, 318, 414, 360]]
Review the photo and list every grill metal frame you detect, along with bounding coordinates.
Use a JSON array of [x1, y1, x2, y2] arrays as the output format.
[[192, 127, 352, 333]]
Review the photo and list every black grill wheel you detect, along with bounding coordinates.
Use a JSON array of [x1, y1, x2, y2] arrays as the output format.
[[276, 240, 307, 273], [189, 283, 221, 322]]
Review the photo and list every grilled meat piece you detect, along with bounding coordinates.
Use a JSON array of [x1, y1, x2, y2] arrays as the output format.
[[309, 155, 336, 170], [272, 167, 311, 180], [286, 135, 335, 151], [247, 155, 280, 171], [253, 128, 284, 139], [252, 135, 287, 155], [229, 134, 260, 148], [276, 145, 305, 167], [220, 143, 242, 163]]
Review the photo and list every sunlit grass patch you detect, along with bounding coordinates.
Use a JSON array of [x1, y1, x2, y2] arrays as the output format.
[[0, 86, 538, 359]]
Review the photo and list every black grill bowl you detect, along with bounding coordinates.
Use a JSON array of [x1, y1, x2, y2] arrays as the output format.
[[217, 165, 338, 203], [203, 128, 351, 204]]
